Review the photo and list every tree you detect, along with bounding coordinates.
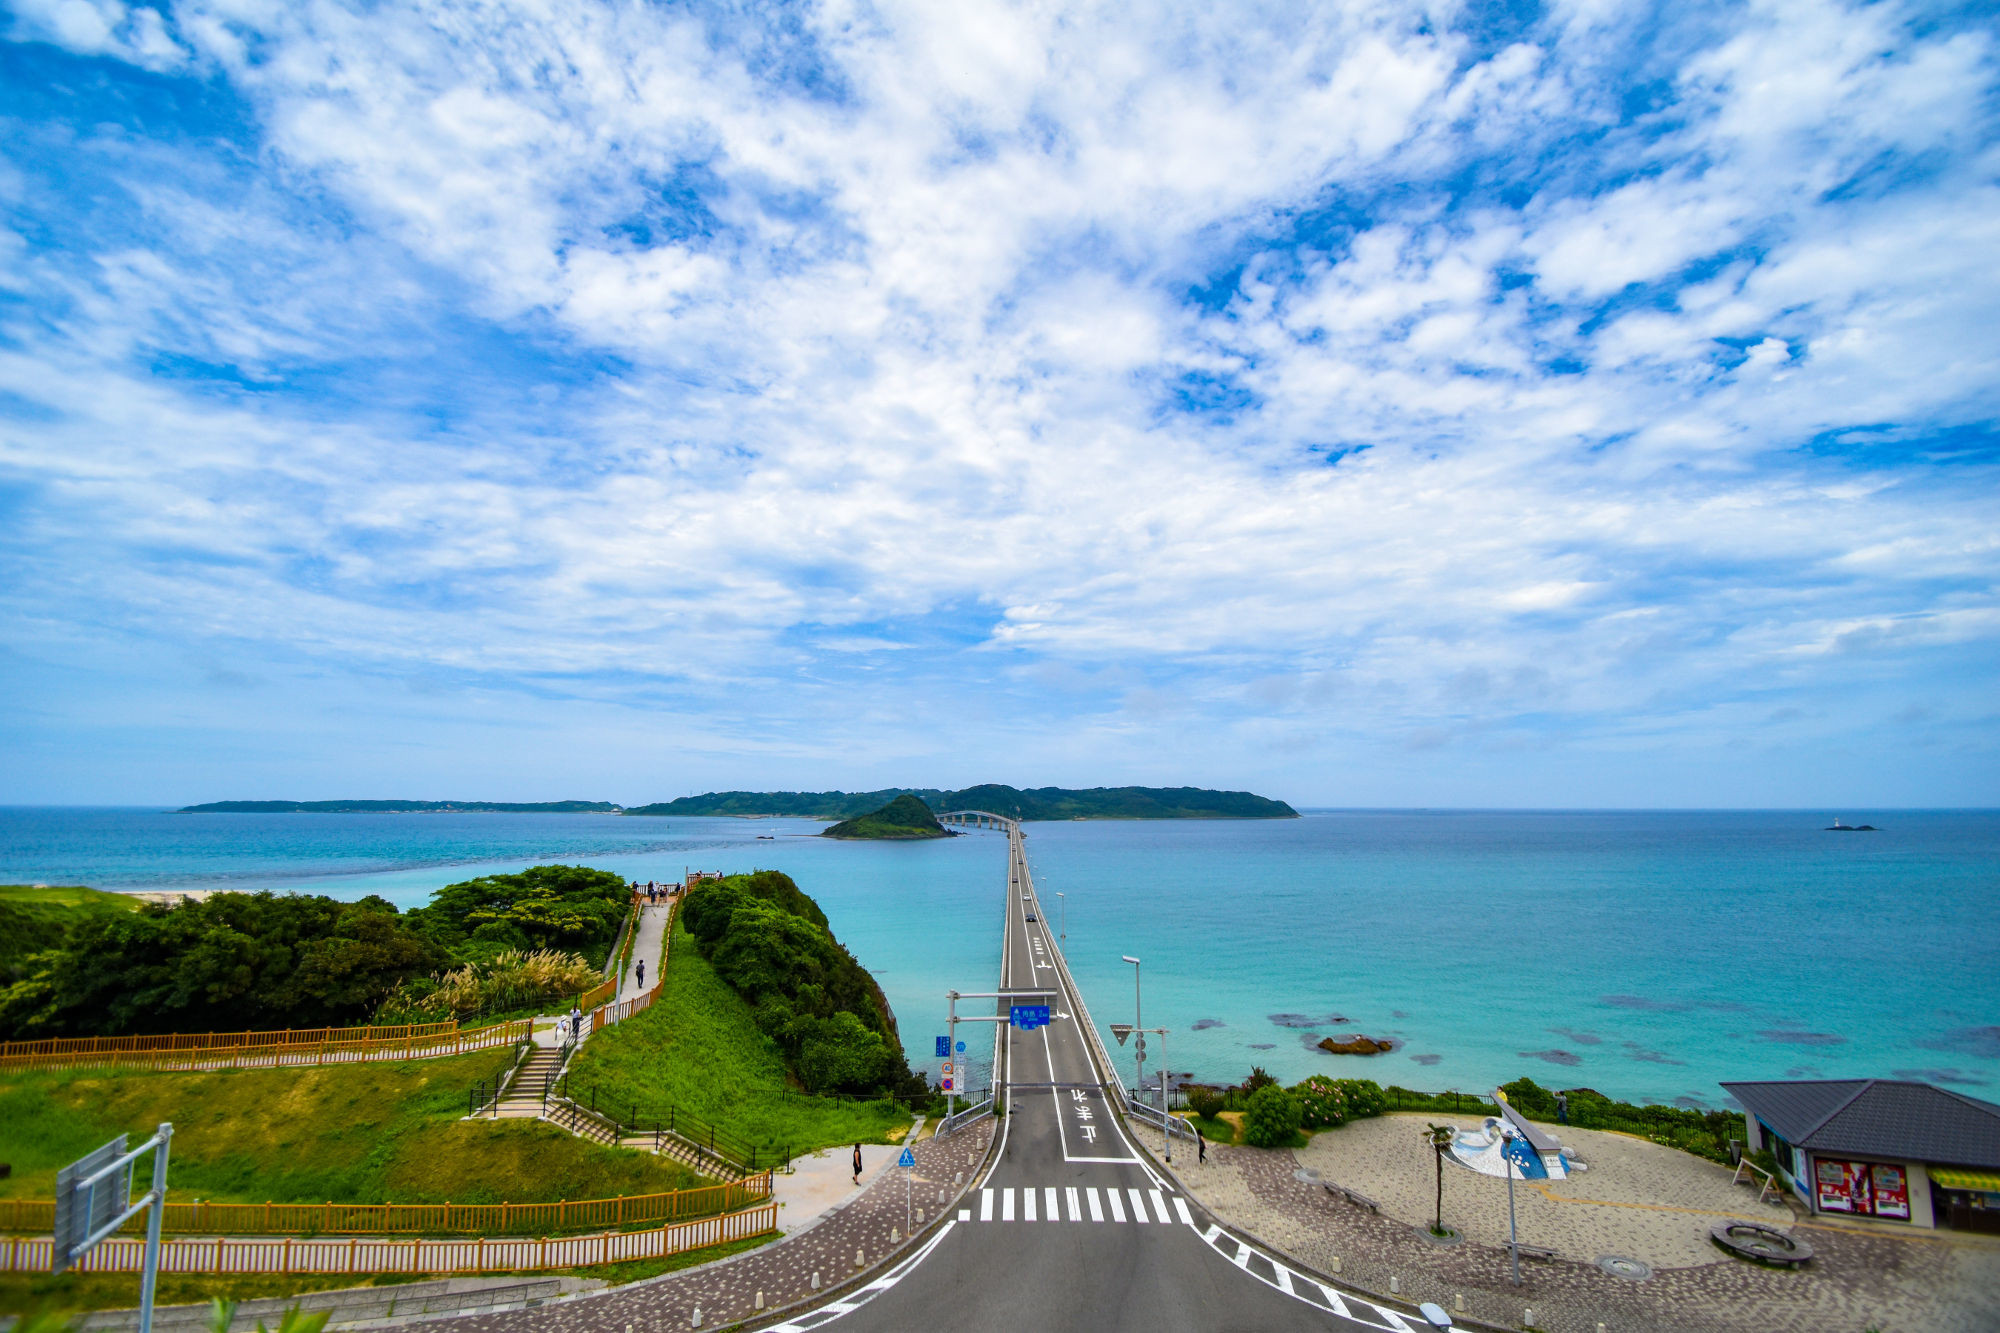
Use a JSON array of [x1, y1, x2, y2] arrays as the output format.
[[1243, 1084, 1303, 1148], [1185, 1086, 1225, 1121], [1424, 1123, 1455, 1235]]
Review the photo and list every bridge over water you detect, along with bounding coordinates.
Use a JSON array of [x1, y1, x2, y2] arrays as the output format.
[[765, 816, 1426, 1332]]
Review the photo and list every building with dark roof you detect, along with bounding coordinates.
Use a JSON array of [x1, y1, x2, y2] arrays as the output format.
[[1723, 1078, 2000, 1232]]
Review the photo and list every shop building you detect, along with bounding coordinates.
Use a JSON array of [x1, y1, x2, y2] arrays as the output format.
[[1723, 1078, 2000, 1232]]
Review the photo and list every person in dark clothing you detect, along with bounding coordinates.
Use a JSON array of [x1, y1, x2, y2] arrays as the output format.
[[852, 1143, 863, 1185], [1556, 1092, 1569, 1125], [636, 959, 645, 989]]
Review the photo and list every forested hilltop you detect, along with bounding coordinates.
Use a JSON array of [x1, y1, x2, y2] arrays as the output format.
[[626, 784, 1296, 820], [178, 800, 621, 813]]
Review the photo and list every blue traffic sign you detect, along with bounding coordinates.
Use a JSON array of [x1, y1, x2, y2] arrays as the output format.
[[935, 1035, 949, 1058], [898, 1147, 916, 1169], [1010, 1004, 1051, 1030], [955, 1040, 965, 1053]]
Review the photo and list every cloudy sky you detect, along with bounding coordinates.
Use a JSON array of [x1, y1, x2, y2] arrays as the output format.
[[2, 0, 1996, 808]]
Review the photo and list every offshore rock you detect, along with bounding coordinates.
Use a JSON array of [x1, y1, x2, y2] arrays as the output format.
[[1318, 1034, 1397, 1056]]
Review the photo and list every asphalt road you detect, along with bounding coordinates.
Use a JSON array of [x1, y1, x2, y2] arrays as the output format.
[[775, 823, 1428, 1333]]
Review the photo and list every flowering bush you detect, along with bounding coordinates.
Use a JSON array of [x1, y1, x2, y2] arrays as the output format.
[[1291, 1075, 1350, 1128]]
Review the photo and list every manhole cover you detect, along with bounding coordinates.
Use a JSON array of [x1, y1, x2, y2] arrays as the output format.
[[1293, 1167, 1321, 1183], [1597, 1255, 1652, 1281]]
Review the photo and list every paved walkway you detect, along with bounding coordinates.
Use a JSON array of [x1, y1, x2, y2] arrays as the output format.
[[617, 900, 669, 1002], [1171, 1112, 2000, 1333], [441, 1118, 997, 1333]]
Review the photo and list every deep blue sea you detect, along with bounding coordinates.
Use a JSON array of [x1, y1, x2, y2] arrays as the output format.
[[4, 807, 1996, 1109]]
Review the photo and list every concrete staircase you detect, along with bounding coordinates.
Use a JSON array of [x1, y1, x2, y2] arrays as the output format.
[[489, 1044, 565, 1119]]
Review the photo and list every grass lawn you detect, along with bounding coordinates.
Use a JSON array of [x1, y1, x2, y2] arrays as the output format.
[[1181, 1111, 1239, 1144], [0, 1232, 780, 1316], [0, 1050, 703, 1207], [565, 923, 910, 1160]]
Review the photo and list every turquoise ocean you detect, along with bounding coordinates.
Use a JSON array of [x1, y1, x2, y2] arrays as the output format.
[[4, 807, 1997, 1109]]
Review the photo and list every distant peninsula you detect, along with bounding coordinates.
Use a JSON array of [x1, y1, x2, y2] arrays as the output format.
[[625, 784, 1297, 821], [822, 794, 953, 840], [177, 800, 622, 814]]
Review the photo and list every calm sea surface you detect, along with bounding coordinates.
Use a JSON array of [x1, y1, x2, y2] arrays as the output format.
[[4, 807, 1996, 1108]]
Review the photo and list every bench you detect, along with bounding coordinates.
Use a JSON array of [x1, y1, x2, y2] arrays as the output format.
[[1511, 1243, 1556, 1262], [1322, 1182, 1378, 1213]]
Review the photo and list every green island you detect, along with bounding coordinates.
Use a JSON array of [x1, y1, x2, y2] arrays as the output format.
[[820, 793, 951, 840], [177, 800, 622, 814], [625, 783, 1297, 820]]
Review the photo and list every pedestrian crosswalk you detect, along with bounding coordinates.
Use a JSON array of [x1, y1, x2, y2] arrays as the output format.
[[959, 1185, 1195, 1227]]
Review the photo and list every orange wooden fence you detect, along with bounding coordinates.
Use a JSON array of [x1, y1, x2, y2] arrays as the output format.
[[0, 1021, 459, 1062], [0, 1203, 778, 1275], [0, 1175, 771, 1238], [0, 1018, 532, 1073]]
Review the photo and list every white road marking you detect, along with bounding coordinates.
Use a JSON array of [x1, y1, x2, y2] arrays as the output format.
[[1274, 1265, 1295, 1296], [1127, 1188, 1149, 1222], [979, 1189, 993, 1222], [958, 1208, 970, 1222], [1023, 1187, 1037, 1222], [1318, 1285, 1350, 1317], [761, 1220, 958, 1332], [1106, 1188, 1127, 1223], [1232, 1242, 1253, 1269], [1086, 1187, 1104, 1222], [1173, 1197, 1194, 1227], [1045, 1187, 1060, 1222], [1066, 1186, 1082, 1221], [1149, 1189, 1170, 1224], [1001, 1187, 1015, 1222]]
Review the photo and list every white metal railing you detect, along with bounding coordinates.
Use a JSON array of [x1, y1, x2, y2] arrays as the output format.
[[1124, 1096, 1198, 1141], [938, 1099, 994, 1137]]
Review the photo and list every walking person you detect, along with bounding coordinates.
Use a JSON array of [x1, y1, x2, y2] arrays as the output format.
[[635, 958, 645, 989], [1197, 1132, 1207, 1166], [852, 1143, 863, 1186]]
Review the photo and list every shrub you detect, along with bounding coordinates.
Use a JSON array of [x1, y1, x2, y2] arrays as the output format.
[[1243, 1066, 1278, 1093], [1185, 1086, 1226, 1121], [1242, 1084, 1304, 1148], [1333, 1077, 1386, 1118], [1291, 1075, 1349, 1128]]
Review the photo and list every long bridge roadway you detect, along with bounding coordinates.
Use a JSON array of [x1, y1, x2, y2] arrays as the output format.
[[767, 814, 1441, 1333]]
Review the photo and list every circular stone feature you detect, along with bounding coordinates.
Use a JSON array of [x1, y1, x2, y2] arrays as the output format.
[[1293, 1167, 1321, 1183], [1596, 1255, 1653, 1281], [1709, 1221, 1814, 1267], [1414, 1225, 1463, 1246]]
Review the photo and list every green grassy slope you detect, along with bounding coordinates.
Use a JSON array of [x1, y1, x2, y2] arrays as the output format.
[[0, 884, 141, 982], [565, 923, 909, 1157], [0, 1050, 702, 1205]]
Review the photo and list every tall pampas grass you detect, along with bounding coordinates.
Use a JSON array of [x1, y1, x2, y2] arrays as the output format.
[[377, 949, 598, 1022]]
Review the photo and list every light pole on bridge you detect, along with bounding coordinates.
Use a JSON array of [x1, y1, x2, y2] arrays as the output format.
[[1055, 892, 1065, 940]]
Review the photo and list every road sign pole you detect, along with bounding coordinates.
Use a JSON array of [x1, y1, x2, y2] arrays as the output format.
[[946, 992, 957, 1124], [138, 1126, 172, 1333]]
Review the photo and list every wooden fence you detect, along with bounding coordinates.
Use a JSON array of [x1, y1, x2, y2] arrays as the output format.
[[0, 1175, 771, 1239], [0, 1203, 779, 1275], [0, 1021, 459, 1063], [0, 1019, 532, 1073]]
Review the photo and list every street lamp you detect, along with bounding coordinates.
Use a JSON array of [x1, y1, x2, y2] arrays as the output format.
[[1122, 956, 1142, 1110], [1056, 892, 1065, 940]]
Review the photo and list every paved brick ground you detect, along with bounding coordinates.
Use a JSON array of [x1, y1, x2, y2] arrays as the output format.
[[1171, 1116, 2000, 1333], [437, 1118, 995, 1333]]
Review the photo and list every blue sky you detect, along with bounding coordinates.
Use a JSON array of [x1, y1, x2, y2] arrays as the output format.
[[1, 0, 1996, 808]]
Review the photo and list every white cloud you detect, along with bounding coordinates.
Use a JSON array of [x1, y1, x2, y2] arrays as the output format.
[[1, 0, 1996, 800]]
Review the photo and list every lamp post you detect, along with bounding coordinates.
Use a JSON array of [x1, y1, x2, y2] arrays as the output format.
[[1123, 955, 1142, 1109], [1056, 892, 1065, 940], [1501, 1126, 1522, 1286]]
